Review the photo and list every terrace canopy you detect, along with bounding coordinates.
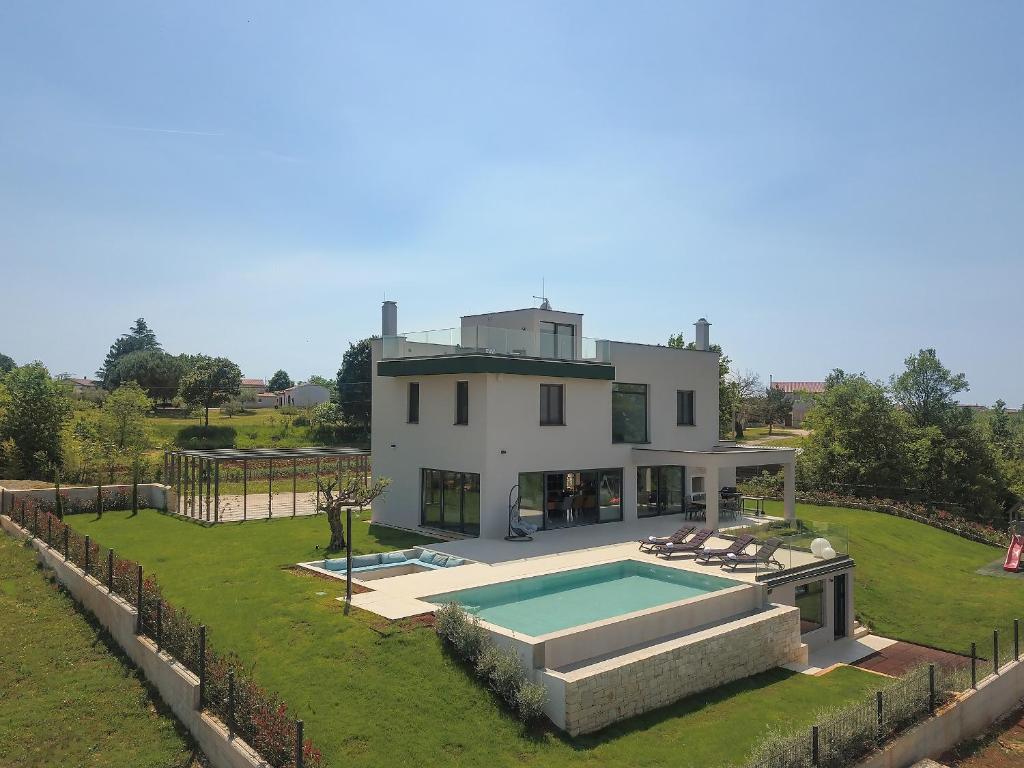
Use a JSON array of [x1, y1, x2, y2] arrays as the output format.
[[164, 447, 370, 524], [632, 445, 796, 530]]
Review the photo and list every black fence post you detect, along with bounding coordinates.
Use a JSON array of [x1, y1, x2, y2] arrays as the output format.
[[156, 601, 162, 652], [295, 719, 304, 768], [107, 549, 114, 592], [971, 642, 977, 689], [135, 565, 143, 634], [227, 670, 235, 737], [928, 664, 936, 713], [1015, 619, 1020, 662], [811, 725, 819, 766], [63, 526, 69, 560], [876, 690, 883, 742], [198, 625, 207, 709], [84, 535, 90, 576], [994, 630, 1000, 675]]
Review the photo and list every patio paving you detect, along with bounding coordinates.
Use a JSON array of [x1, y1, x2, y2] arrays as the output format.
[[784, 634, 899, 675]]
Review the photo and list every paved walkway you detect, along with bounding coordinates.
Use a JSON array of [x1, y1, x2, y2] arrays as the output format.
[[171, 491, 364, 523], [852, 640, 971, 676], [784, 634, 899, 675]]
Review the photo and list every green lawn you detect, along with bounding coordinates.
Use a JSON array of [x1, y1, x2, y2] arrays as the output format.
[[0, 533, 200, 768], [65, 510, 882, 768], [760, 500, 1018, 653], [735, 426, 806, 448]]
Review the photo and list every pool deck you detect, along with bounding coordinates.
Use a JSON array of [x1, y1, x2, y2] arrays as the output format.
[[343, 516, 831, 620]]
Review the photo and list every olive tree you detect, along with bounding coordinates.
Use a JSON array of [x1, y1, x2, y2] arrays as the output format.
[[316, 473, 390, 551]]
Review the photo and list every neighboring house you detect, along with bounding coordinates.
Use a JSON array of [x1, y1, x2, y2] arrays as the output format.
[[240, 378, 267, 397], [371, 300, 798, 540], [274, 383, 330, 408], [771, 381, 826, 427], [65, 377, 99, 396]]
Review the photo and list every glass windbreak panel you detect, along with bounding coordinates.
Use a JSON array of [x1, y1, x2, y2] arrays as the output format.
[[421, 469, 442, 526], [517, 472, 544, 530], [461, 473, 480, 535], [795, 580, 825, 634], [612, 383, 648, 443], [598, 469, 623, 522], [539, 321, 575, 360]]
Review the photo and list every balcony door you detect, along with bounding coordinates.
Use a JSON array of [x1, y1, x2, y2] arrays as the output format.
[[539, 321, 575, 360]]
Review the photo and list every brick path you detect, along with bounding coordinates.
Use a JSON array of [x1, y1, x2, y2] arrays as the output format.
[[853, 641, 971, 676]]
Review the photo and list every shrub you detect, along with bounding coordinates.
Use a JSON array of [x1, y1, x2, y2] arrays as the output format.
[[515, 681, 548, 721], [487, 648, 526, 702], [278, 406, 298, 416], [292, 415, 310, 427], [221, 400, 246, 417], [434, 602, 467, 643], [175, 425, 237, 449]]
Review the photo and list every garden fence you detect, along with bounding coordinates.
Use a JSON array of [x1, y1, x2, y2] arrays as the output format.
[[6, 500, 323, 768], [746, 625, 1020, 768]]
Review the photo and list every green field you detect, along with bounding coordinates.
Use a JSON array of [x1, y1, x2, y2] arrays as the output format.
[[0, 533, 200, 768], [736, 426, 806, 448], [64, 509, 885, 768], [759, 500, 1017, 653]]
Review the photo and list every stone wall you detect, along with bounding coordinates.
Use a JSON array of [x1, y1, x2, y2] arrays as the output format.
[[549, 604, 803, 735]]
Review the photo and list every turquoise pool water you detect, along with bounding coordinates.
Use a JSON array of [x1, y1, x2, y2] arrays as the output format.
[[426, 560, 737, 636]]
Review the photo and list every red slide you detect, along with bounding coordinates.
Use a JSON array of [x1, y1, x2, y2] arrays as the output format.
[[1004, 534, 1024, 572]]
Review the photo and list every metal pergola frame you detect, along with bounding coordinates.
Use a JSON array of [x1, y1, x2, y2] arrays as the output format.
[[164, 447, 370, 524]]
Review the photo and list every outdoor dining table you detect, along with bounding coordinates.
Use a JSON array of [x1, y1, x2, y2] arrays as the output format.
[[741, 495, 766, 516]]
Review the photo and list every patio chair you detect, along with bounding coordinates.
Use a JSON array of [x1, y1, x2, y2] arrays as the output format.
[[694, 533, 756, 563], [638, 524, 697, 552], [653, 528, 714, 558], [720, 537, 785, 570]]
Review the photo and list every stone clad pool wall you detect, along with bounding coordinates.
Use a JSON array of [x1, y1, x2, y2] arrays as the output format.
[[542, 603, 804, 735]]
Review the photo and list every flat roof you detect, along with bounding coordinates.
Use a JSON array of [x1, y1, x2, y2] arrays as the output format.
[[165, 446, 368, 461]]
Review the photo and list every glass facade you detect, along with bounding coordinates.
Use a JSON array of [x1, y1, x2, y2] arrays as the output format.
[[517, 469, 623, 529], [637, 466, 685, 517], [612, 383, 648, 443], [420, 468, 480, 536], [795, 580, 825, 634]]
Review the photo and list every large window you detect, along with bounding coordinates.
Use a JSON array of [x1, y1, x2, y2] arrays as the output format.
[[455, 380, 469, 425], [421, 469, 480, 535], [677, 390, 695, 426], [407, 382, 420, 424], [637, 466, 685, 517], [612, 383, 648, 443], [539, 321, 575, 359], [517, 468, 623, 530], [795, 580, 825, 634], [540, 383, 564, 426]]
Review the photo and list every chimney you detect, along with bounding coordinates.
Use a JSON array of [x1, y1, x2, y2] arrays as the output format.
[[694, 317, 711, 351], [382, 300, 398, 336]]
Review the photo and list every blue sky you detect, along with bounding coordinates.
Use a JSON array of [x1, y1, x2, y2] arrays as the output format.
[[2, 2, 1021, 404]]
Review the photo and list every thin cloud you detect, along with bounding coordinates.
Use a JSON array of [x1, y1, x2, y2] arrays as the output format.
[[113, 124, 225, 137]]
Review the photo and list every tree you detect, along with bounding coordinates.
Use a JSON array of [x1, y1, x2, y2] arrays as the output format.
[[729, 370, 763, 439], [800, 370, 915, 493], [268, 369, 294, 391], [890, 348, 969, 428], [316, 473, 390, 551], [337, 339, 373, 434], [177, 356, 242, 426], [0, 353, 14, 376], [760, 386, 793, 435], [0, 362, 73, 476], [107, 350, 184, 405], [668, 332, 735, 438], [96, 382, 151, 510], [97, 318, 162, 387], [306, 375, 338, 400]]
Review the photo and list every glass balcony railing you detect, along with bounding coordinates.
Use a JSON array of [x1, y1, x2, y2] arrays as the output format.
[[382, 325, 612, 363], [726, 518, 849, 575]]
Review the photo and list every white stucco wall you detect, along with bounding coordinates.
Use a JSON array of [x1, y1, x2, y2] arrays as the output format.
[[767, 565, 856, 648], [370, 337, 722, 538]]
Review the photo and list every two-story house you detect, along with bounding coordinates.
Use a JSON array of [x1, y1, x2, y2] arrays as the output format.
[[370, 301, 796, 539]]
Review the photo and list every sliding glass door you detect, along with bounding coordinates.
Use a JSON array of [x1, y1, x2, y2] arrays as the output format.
[[420, 468, 480, 536], [519, 468, 623, 530], [637, 466, 685, 517]]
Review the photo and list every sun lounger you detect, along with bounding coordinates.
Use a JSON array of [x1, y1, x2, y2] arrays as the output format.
[[653, 528, 714, 557], [721, 538, 784, 570], [638, 524, 697, 552], [694, 534, 756, 563]]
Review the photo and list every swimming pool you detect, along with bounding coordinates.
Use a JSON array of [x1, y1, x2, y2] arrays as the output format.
[[425, 560, 737, 636]]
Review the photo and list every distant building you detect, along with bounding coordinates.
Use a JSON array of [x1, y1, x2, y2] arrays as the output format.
[[771, 381, 826, 427], [65, 377, 100, 396], [267, 383, 331, 408]]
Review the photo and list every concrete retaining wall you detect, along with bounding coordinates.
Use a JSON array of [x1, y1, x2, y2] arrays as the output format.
[[543, 603, 804, 735], [0, 483, 168, 514], [856, 658, 1024, 768], [0, 514, 270, 768]]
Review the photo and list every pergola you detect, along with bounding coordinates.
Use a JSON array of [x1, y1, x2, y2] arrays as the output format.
[[164, 447, 370, 524]]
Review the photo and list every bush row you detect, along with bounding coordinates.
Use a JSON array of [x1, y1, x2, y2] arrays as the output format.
[[434, 603, 547, 721], [6, 502, 324, 768], [24, 488, 136, 517]]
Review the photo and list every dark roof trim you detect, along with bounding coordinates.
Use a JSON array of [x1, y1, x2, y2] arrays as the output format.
[[757, 555, 855, 587], [377, 355, 615, 380]]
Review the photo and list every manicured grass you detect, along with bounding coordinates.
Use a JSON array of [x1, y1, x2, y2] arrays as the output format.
[[65, 509, 881, 768], [736, 426, 806, 448], [760, 500, 1019, 653], [0, 533, 200, 768]]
